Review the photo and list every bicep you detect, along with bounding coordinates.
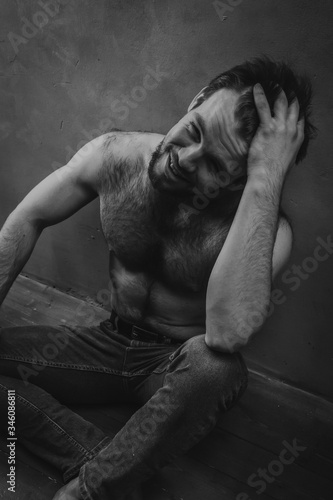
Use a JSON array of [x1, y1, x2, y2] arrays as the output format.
[[14, 135, 108, 228], [272, 218, 293, 280]]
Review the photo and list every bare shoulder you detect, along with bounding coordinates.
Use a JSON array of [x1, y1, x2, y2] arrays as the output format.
[[98, 131, 140, 194], [101, 130, 143, 167], [62, 132, 118, 193], [272, 216, 293, 279], [97, 130, 161, 194]]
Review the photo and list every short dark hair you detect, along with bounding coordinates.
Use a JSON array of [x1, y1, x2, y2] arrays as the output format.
[[197, 56, 317, 164]]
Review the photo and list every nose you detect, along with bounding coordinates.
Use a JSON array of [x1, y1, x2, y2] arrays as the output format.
[[177, 144, 203, 174]]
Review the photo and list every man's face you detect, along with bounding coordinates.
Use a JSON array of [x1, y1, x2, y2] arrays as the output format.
[[148, 88, 248, 194]]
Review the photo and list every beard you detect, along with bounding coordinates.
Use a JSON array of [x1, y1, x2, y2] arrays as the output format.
[[147, 138, 167, 189], [147, 138, 195, 225], [146, 138, 243, 230], [148, 138, 193, 194]]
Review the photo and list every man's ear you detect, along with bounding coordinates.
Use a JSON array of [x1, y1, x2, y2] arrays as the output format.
[[187, 86, 209, 112]]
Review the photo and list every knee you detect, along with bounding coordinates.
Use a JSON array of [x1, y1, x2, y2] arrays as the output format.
[[183, 334, 248, 399]]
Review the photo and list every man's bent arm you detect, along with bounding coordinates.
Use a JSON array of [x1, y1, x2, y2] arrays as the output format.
[[0, 134, 108, 309], [205, 174, 284, 353], [205, 85, 304, 353], [0, 212, 43, 307]]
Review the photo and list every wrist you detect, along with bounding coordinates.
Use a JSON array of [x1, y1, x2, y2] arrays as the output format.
[[246, 167, 285, 193]]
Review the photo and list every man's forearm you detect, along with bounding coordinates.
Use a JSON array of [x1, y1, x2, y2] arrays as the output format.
[[205, 82, 305, 353], [0, 211, 42, 307], [205, 172, 283, 352]]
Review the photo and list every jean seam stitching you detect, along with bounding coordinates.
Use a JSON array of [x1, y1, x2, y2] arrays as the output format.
[[0, 383, 92, 456], [0, 356, 125, 375], [19, 398, 91, 454]]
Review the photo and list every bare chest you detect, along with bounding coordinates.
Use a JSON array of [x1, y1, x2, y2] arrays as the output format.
[[100, 186, 232, 292]]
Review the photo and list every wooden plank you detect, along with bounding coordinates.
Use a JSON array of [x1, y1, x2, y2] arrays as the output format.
[[188, 428, 332, 500], [147, 464, 237, 500], [0, 450, 61, 499], [168, 456, 274, 500], [0, 274, 109, 329], [217, 373, 333, 482]]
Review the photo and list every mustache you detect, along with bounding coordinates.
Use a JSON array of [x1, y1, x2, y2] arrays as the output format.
[[148, 138, 174, 174], [163, 143, 173, 155]]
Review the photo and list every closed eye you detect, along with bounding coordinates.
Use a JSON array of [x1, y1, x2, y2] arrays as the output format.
[[187, 121, 201, 143]]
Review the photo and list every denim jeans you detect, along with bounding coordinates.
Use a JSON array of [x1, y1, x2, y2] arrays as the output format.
[[0, 317, 248, 499]]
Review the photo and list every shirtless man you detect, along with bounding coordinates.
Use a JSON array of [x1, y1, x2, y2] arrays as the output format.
[[0, 58, 314, 499]]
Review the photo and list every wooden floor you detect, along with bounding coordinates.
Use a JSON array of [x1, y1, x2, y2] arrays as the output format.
[[0, 275, 332, 499]]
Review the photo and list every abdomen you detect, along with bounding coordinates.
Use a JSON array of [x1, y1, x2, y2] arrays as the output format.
[[109, 254, 207, 340]]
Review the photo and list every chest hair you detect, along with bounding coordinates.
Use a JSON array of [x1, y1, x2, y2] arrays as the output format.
[[99, 157, 241, 291]]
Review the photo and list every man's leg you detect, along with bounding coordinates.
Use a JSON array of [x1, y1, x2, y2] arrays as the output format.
[[0, 322, 133, 482], [78, 334, 248, 500]]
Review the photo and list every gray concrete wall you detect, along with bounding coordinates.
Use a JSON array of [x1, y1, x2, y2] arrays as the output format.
[[1, 0, 333, 400]]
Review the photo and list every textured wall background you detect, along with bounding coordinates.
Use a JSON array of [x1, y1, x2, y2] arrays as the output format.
[[0, 0, 333, 400]]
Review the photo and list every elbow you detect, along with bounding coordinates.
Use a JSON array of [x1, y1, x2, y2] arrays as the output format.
[[9, 207, 45, 234], [204, 335, 236, 354], [205, 334, 248, 354], [205, 320, 250, 354], [205, 300, 270, 353]]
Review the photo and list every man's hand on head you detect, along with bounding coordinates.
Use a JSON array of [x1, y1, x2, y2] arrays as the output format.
[[247, 83, 305, 185]]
